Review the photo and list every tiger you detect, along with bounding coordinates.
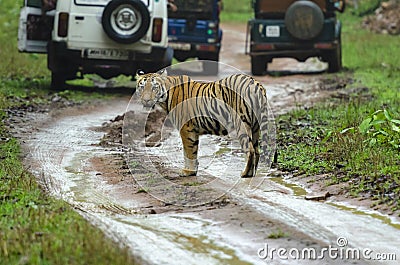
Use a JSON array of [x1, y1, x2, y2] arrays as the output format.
[[135, 69, 274, 178]]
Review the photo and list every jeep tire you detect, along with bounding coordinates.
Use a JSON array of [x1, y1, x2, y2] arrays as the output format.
[[51, 72, 66, 90], [140, 47, 173, 73], [102, 0, 150, 44], [251, 56, 267, 76], [326, 41, 342, 73], [285, 1, 324, 40]]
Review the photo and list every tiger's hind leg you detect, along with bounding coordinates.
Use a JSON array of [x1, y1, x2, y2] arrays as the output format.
[[238, 123, 256, 178], [179, 124, 199, 177], [252, 128, 261, 176]]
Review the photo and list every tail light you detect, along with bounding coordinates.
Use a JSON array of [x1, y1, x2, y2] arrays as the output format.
[[251, 43, 275, 51], [314, 43, 334, 49], [58, 12, 69, 38], [196, 45, 217, 52], [152, 18, 163, 42]]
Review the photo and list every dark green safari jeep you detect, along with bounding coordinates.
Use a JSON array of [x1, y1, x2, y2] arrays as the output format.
[[247, 0, 345, 75]]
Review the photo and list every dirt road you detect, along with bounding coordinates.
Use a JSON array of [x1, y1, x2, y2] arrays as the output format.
[[21, 23, 400, 264]]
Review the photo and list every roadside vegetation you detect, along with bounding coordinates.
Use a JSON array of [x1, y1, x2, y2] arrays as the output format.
[[277, 4, 400, 214], [220, 0, 252, 22], [0, 1, 134, 264]]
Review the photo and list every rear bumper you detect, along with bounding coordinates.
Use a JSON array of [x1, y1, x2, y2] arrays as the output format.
[[249, 41, 339, 61], [169, 42, 221, 61], [247, 18, 341, 61], [169, 42, 221, 53], [48, 41, 171, 77]]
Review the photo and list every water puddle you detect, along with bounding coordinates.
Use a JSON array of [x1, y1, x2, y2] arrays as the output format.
[[112, 214, 254, 265], [268, 174, 400, 230], [268, 176, 307, 197], [328, 202, 400, 230]]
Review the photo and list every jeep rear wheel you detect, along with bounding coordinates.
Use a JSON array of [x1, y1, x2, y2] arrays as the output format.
[[102, 0, 150, 44], [285, 1, 324, 40], [251, 56, 267, 76], [326, 44, 342, 73], [140, 47, 173, 73], [51, 72, 67, 90]]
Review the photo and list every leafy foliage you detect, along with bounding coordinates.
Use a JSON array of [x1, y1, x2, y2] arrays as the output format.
[[351, 0, 382, 16], [342, 109, 400, 149]]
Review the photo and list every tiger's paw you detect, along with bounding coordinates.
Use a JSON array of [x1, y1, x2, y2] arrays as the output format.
[[241, 170, 254, 178], [179, 169, 197, 177]]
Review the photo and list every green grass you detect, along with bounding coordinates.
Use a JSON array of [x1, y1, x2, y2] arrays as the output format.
[[267, 229, 288, 239], [220, 0, 253, 22], [349, 0, 382, 16], [0, 139, 134, 265], [277, 9, 400, 213]]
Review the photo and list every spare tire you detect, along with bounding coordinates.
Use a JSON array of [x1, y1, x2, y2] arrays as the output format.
[[102, 0, 150, 44], [285, 1, 324, 40]]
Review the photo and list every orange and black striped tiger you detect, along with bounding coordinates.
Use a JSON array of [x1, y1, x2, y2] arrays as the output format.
[[135, 69, 274, 178]]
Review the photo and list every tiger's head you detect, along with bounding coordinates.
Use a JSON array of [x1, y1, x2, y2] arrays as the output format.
[[135, 69, 168, 109]]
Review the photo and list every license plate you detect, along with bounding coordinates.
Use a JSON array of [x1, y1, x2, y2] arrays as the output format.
[[169, 43, 191, 51], [266, 26, 280, 37], [86, 49, 129, 60]]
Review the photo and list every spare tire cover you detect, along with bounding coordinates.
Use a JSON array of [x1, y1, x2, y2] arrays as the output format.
[[102, 0, 150, 44], [285, 1, 324, 40]]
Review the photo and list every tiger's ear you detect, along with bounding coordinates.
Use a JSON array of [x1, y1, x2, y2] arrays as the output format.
[[135, 69, 145, 80], [159, 68, 168, 80]]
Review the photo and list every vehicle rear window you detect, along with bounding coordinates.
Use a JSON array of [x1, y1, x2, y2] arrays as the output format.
[[27, 0, 42, 8], [168, 0, 215, 20], [75, 0, 110, 6], [74, 0, 148, 6]]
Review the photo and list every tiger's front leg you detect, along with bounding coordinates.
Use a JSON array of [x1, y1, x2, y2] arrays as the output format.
[[179, 124, 199, 177]]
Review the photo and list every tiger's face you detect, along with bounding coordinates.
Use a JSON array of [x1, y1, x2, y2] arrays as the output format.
[[136, 71, 168, 109]]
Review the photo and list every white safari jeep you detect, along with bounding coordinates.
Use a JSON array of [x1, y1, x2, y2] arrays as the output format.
[[18, 0, 172, 89]]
